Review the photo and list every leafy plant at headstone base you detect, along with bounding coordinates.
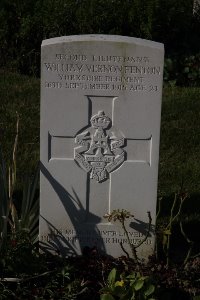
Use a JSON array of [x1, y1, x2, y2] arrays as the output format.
[[104, 209, 152, 265], [0, 260, 90, 299], [100, 267, 156, 300]]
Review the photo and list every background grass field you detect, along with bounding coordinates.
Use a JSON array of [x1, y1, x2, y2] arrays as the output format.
[[0, 70, 200, 213]]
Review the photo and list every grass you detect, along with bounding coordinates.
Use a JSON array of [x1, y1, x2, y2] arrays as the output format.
[[0, 69, 40, 180], [159, 86, 200, 195], [0, 69, 200, 201], [158, 85, 200, 222]]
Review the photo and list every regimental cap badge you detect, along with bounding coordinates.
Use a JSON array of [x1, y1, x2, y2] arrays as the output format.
[[74, 110, 126, 183]]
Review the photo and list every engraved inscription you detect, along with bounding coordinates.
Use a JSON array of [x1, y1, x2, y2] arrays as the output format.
[[41, 228, 153, 246], [44, 63, 161, 75], [44, 52, 161, 93], [74, 110, 126, 182], [55, 53, 150, 63]]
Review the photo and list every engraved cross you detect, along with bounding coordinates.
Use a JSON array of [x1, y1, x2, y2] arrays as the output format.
[[48, 96, 152, 224]]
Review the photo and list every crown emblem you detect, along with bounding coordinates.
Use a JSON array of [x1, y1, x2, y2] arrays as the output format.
[[90, 111, 111, 129]]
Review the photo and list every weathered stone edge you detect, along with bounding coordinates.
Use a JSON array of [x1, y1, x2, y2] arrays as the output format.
[[42, 34, 164, 50]]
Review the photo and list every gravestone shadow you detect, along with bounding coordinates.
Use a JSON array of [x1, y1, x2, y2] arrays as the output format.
[[130, 218, 155, 237], [40, 216, 78, 256], [40, 162, 106, 256]]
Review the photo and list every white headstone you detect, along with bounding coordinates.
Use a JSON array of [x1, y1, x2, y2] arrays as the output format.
[[40, 35, 164, 260]]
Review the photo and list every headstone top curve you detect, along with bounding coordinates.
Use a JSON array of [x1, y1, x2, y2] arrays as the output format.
[[41, 34, 164, 50]]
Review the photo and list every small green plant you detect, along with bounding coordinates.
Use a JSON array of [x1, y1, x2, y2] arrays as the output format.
[[104, 209, 152, 264], [100, 268, 156, 300]]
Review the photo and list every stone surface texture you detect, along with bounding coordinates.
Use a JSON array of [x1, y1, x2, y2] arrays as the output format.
[[40, 35, 164, 259]]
